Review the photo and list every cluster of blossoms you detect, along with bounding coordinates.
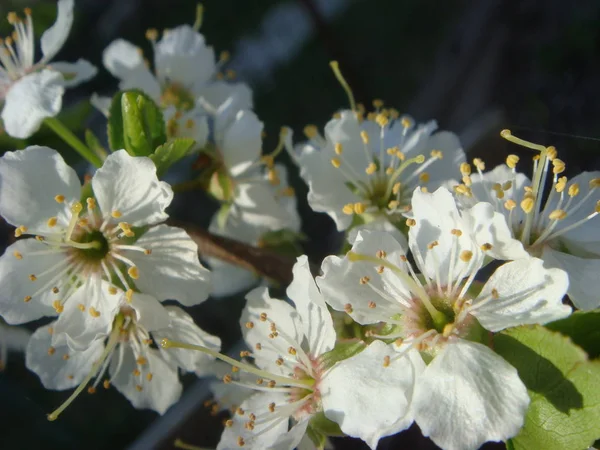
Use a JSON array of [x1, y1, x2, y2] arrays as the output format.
[[0, 2, 598, 450]]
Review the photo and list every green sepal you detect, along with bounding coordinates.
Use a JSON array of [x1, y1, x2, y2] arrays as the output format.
[[208, 169, 234, 202], [495, 325, 600, 450], [546, 309, 600, 359], [150, 138, 196, 178], [258, 229, 306, 257], [319, 338, 366, 369], [305, 425, 327, 450], [309, 411, 345, 437], [107, 89, 166, 155]]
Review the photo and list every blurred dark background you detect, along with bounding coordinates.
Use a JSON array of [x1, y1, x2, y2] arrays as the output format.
[[0, 0, 599, 449]]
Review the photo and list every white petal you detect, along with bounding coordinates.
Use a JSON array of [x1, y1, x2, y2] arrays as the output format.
[[163, 106, 208, 149], [26, 323, 104, 390], [317, 230, 411, 325], [52, 277, 120, 350], [92, 150, 173, 226], [467, 202, 528, 260], [241, 287, 303, 374], [110, 346, 182, 414], [413, 340, 529, 450], [216, 391, 290, 450], [233, 181, 296, 230], [321, 340, 424, 449], [50, 59, 97, 87], [2, 70, 64, 138], [129, 291, 171, 331], [126, 224, 211, 306], [102, 39, 145, 79], [154, 25, 215, 92], [118, 66, 162, 100], [473, 257, 571, 331], [541, 247, 600, 310], [199, 81, 253, 112], [0, 145, 80, 232], [417, 131, 466, 187], [0, 239, 66, 324], [409, 187, 482, 286], [220, 110, 262, 177], [40, 0, 74, 61], [209, 260, 258, 297], [90, 93, 111, 117], [287, 256, 335, 356], [347, 215, 407, 249], [153, 306, 220, 375]]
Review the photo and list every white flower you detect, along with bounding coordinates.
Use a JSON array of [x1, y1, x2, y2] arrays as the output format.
[[286, 109, 465, 241], [317, 187, 572, 450], [0, 321, 30, 370], [101, 25, 252, 148], [207, 162, 301, 297], [0, 147, 211, 328], [453, 131, 600, 309], [214, 256, 419, 449], [0, 0, 97, 138], [26, 289, 220, 416]]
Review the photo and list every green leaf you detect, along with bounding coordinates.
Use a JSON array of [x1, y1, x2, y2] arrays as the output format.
[[320, 339, 366, 369], [546, 309, 600, 359], [495, 325, 600, 450], [107, 90, 166, 155], [150, 138, 196, 177]]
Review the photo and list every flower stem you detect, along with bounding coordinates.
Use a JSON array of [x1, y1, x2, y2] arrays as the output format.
[[44, 117, 103, 168]]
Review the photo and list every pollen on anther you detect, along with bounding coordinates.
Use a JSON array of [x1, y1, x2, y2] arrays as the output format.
[[268, 402, 276, 412], [135, 385, 143, 392], [255, 343, 262, 350], [28, 274, 36, 281], [549, 209, 567, 220], [451, 229, 462, 237], [125, 289, 134, 303], [103, 380, 111, 389], [267, 380, 276, 388], [344, 303, 353, 313], [480, 243, 493, 251], [127, 267, 139, 280], [360, 276, 370, 285], [77, 304, 85, 312], [111, 210, 122, 219], [223, 374, 232, 384], [275, 358, 284, 366], [376, 250, 387, 259], [259, 312, 267, 321], [23, 295, 32, 303], [47, 217, 58, 228], [406, 218, 416, 227], [491, 289, 499, 299], [460, 250, 473, 262], [89, 307, 101, 318], [237, 437, 245, 447], [240, 350, 251, 358], [88, 387, 97, 394], [383, 355, 391, 367], [427, 241, 439, 250], [245, 321, 254, 329], [368, 301, 376, 309], [47, 347, 56, 356], [376, 265, 385, 274]]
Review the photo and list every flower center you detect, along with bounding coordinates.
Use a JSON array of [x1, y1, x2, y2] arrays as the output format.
[[70, 229, 110, 262], [160, 81, 195, 111]]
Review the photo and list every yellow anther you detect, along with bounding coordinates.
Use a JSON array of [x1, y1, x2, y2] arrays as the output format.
[[275, 357, 284, 366], [556, 176, 567, 193], [506, 154, 519, 169], [89, 307, 101, 318], [368, 301, 376, 309], [549, 209, 567, 220], [146, 373, 153, 381], [111, 210, 122, 218], [47, 217, 58, 228], [23, 295, 32, 303], [460, 250, 473, 262], [462, 175, 472, 187], [47, 347, 56, 356], [383, 355, 391, 368], [473, 158, 485, 171], [568, 183, 580, 197], [419, 172, 430, 183], [108, 286, 117, 295], [24, 7, 32, 16], [342, 203, 354, 215], [387, 147, 397, 155], [385, 167, 394, 175], [77, 304, 85, 312], [13, 251, 22, 260], [454, 184, 472, 196], [388, 200, 399, 209], [401, 117, 411, 128], [546, 146, 557, 160], [330, 158, 341, 168], [132, 368, 141, 377], [334, 143, 343, 155], [125, 289, 134, 303], [62, 354, 70, 361], [460, 162, 472, 176], [7, 12, 18, 24], [303, 125, 318, 139], [396, 150, 406, 161], [359, 276, 370, 285], [451, 229, 463, 237], [504, 199, 516, 211], [53, 300, 63, 314], [245, 321, 254, 329], [520, 197, 534, 214], [589, 178, 600, 189], [103, 380, 111, 389], [143, 248, 152, 255], [360, 130, 369, 144], [406, 218, 416, 227], [52, 287, 59, 294], [375, 114, 388, 127], [135, 385, 143, 392], [552, 159, 565, 174], [354, 202, 367, 214], [372, 99, 384, 109], [376, 250, 387, 258], [145, 28, 158, 40], [392, 182, 402, 195], [365, 162, 377, 175], [268, 168, 280, 186], [54, 195, 65, 203], [502, 181, 512, 191], [344, 303, 353, 314], [431, 149, 443, 159], [480, 243, 493, 251], [14, 225, 28, 237], [128, 267, 139, 280]]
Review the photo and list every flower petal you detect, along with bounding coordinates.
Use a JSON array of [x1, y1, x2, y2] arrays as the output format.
[[126, 224, 211, 306], [318, 230, 411, 325], [473, 257, 571, 331], [129, 291, 170, 331], [0, 145, 80, 232], [50, 59, 97, 87], [208, 260, 258, 297], [541, 247, 600, 310], [287, 255, 335, 356], [102, 39, 145, 78], [40, 0, 74, 61], [92, 150, 173, 226], [418, 131, 466, 188], [52, 277, 120, 351], [110, 346, 182, 414], [2, 70, 64, 138], [413, 340, 529, 450], [163, 106, 208, 149], [199, 81, 253, 112], [220, 110, 262, 177], [26, 323, 104, 390], [154, 25, 215, 92], [321, 340, 424, 449], [153, 306, 220, 375], [241, 287, 302, 374], [0, 239, 67, 324]]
